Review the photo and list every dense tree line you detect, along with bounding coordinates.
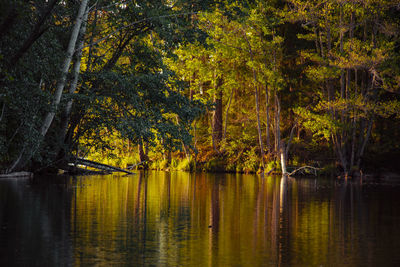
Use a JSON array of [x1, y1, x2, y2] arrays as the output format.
[[0, 0, 218, 173], [168, 0, 400, 176], [1, 0, 399, 176]]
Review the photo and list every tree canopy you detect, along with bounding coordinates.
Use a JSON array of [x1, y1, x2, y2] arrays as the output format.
[[1, 0, 399, 176]]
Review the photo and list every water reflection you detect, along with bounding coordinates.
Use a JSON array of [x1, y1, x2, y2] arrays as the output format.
[[0, 176, 73, 266], [1, 173, 400, 266]]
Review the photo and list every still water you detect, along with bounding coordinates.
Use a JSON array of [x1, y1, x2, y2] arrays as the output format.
[[1, 171, 400, 266]]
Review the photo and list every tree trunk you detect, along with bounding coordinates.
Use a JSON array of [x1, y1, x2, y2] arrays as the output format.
[[338, 5, 347, 174], [274, 93, 281, 156], [349, 12, 356, 172], [223, 88, 234, 140], [265, 84, 271, 152], [350, 69, 358, 170], [333, 133, 348, 175], [138, 140, 148, 164], [285, 123, 296, 162], [212, 78, 223, 150], [339, 4, 345, 100], [243, 30, 265, 169], [254, 83, 265, 170], [59, 5, 89, 144], [280, 140, 287, 175], [356, 117, 373, 168], [63, 29, 135, 154], [40, 0, 89, 137], [8, 0, 89, 173], [85, 8, 98, 72]]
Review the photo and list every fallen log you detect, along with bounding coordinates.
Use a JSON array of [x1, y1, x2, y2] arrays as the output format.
[[72, 158, 135, 174]]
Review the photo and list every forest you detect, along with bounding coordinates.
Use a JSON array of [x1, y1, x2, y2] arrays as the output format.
[[1, 0, 400, 178]]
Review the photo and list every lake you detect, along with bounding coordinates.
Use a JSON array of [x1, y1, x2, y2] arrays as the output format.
[[1, 171, 400, 266]]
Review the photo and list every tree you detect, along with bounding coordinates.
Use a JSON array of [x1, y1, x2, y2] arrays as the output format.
[[8, 0, 89, 172], [288, 0, 400, 176], [0, 0, 213, 173]]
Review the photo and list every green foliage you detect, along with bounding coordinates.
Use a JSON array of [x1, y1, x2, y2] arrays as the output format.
[[242, 147, 259, 173], [2, 0, 400, 175], [266, 160, 279, 172], [176, 158, 196, 171], [294, 106, 340, 141], [0, 0, 213, 172], [159, 159, 170, 170]]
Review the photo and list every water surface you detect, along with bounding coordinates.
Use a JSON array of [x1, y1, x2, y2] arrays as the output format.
[[1, 172, 400, 266]]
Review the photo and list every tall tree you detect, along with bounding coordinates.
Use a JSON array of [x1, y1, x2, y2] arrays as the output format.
[[289, 0, 400, 176]]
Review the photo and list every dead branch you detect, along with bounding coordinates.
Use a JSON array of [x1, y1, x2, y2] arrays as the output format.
[[288, 165, 321, 177], [127, 161, 146, 170]]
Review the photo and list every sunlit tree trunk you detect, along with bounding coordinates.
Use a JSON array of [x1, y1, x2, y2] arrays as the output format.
[[223, 88, 234, 140], [265, 84, 271, 152], [243, 31, 265, 170], [280, 140, 287, 175], [285, 123, 296, 163], [138, 140, 148, 165], [274, 93, 281, 157], [212, 78, 223, 150], [255, 84, 265, 170]]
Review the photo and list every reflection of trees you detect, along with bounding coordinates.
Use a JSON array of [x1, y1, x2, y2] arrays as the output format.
[[209, 175, 220, 267], [0, 177, 73, 266], [4, 173, 398, 266]]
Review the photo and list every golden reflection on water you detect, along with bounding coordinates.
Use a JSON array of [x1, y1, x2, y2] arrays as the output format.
[[68, 172, 400, 266]]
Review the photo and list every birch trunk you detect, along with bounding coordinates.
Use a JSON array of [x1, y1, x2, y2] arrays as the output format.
[[59, 5, 89, 143], [243, 30, 265, 169], [339, 5, 347, 174], [280, 140, 287, 175], [349, 13, 356, 171], [8, 0, 89, 173], [274, 93, 281, 156], [285, 123, 296, 162], [40, 0, 89, 137], [212, 88, 223, 149], [254, 83, 265, 169], [265, 84, 271, 152]]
